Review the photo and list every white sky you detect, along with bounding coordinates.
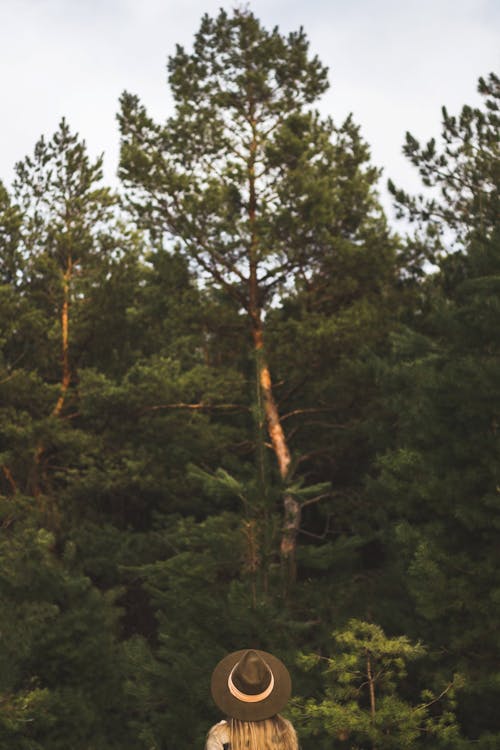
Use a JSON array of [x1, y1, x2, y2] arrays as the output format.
[[0, 0, 498, 222]]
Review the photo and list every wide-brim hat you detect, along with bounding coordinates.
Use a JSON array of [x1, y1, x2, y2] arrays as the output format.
[[210, 648, 292, 721]]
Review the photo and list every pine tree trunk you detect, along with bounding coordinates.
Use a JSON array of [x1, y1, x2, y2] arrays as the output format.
[[245, 106, 301, 586], [52, 258, 72, 417], [31, 257, 73, 501], [367, 651, 376, 719], [252, 324, 300, 586]]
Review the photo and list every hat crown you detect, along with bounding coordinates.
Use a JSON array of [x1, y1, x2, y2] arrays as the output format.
[[211, 648, 292, 721], [231, 650, 272, 695]]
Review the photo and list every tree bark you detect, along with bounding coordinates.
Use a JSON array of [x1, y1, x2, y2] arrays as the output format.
[[246, 105, 300, 587], [52, 257, 72, 417], [252, 324, 300, 585], [367, 651, 376, 720], [31, 257, 73, 501]]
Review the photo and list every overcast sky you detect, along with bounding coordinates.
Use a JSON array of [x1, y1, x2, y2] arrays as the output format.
[[1, 0, 498, 221]]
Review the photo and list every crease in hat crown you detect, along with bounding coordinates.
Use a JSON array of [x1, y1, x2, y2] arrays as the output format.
[[210, 648, 292, 721], [228, 650, 274, 702]]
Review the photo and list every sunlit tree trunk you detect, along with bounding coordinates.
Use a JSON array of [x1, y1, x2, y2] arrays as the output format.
[[52, 256, 73, 417], [247, 111, 299, 585]]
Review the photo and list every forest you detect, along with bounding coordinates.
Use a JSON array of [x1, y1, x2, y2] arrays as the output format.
[[0, 9, 499, 750]]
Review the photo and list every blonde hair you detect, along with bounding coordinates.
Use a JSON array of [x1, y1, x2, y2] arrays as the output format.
[[229, 715, 298, 750]]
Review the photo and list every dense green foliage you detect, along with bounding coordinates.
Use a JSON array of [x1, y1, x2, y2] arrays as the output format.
[[0, 10, 498, 749], [293, 620, 462, 749]]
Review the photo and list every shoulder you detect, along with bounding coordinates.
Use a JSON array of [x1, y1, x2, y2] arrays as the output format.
[[208, 720, 229, 737], [206, 720, 230, 750]]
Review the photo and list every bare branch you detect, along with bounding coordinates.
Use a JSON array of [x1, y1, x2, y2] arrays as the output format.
[[300, 492, 333, 508], [298, 513, 333, 539], [281, 407, 339, 422], [295, 448, 337, 466], [139, 402, 248, 415]]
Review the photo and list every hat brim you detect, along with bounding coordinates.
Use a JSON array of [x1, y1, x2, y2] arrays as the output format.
[[211, 649, 292, 721]]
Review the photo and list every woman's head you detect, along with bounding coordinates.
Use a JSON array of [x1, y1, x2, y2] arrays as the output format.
[[210, 649, 292, 722], [229, 716, 298, 750]]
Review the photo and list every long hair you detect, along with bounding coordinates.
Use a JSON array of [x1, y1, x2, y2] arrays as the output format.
[[229, 715, 298, 750]]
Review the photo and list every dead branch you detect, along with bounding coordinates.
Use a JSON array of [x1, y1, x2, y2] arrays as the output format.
[[139, 402, 248, 414], [281, 406, 338, 422], [300, 492, 333, 508], [298, 513, 333, 540], [295, 448, 337, 466]]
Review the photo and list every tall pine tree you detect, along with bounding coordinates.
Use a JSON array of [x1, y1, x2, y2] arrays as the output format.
[[118, 8, 397, 586]]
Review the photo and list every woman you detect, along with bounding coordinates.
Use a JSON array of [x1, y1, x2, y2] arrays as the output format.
[[206, 649, 298, 750]]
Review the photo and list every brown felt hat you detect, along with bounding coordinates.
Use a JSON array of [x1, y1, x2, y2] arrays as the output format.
[[210, 649, 292, 721]]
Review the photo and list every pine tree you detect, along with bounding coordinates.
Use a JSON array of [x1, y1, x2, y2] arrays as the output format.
[[293, 619, 462, 750], [1, 119, 123, 512], [389, 72, 499, 265], [1, 123, 244, 747], [118, 8, 397, 585], [374, 75, 500, 745]]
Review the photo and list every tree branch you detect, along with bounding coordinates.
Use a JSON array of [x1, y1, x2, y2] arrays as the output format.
[[138, 402, 248, 415], [413, 682, 455, 712], [2, 465, 17, 494], [281, 406, 338, 422], [300, 492, 333, 509]]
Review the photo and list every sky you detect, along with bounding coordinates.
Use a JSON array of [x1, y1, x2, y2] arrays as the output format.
[[0, 0, 498, 222]]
